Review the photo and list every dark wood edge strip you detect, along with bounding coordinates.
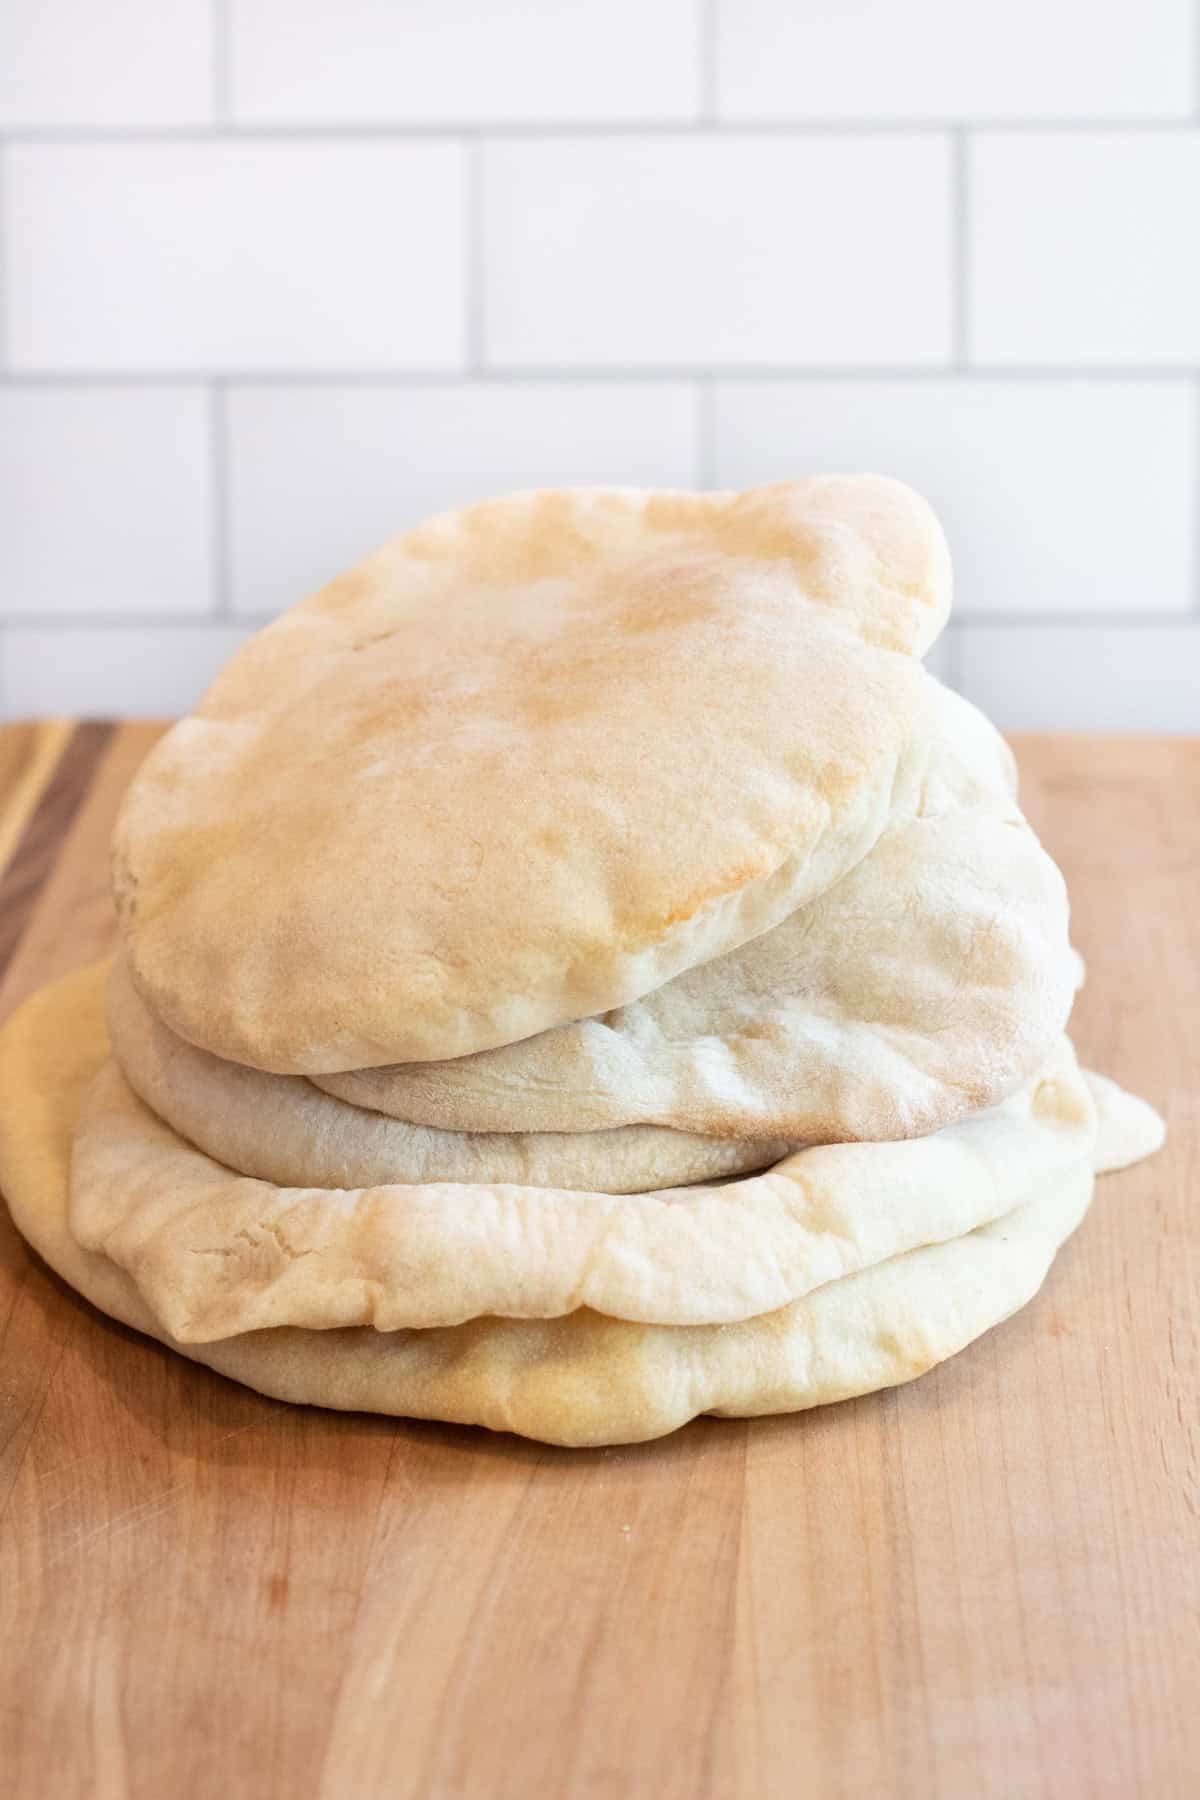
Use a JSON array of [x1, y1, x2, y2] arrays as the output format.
[[0, 723, 115, 986]]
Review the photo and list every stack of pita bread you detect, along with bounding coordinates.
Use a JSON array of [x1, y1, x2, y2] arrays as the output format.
[[0, 479, 1164, 1445]]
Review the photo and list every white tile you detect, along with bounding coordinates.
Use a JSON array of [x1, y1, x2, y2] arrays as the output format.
[[958, 625, 1200, 730], [483, 136, 952, 369], [969, 133, 1200, 365], [231, 0, 697, 123], [0, 0, 212, 127], [5, 143, 466, 373], [0, 388, 213, 618], [228, 382, 699, 616], [713, 379, 1196, 615], [3, 626, 252, 720], [717, 0, 1195, 121]]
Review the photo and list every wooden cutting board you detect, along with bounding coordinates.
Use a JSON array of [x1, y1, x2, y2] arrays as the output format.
[[0, 721, 1196, 1800]]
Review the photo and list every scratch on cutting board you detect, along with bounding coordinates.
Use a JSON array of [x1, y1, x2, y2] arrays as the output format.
[[47, 1486, 187, 1568]]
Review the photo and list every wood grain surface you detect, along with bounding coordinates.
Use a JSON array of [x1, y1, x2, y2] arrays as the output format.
[[0, 722, 1196, 1800]]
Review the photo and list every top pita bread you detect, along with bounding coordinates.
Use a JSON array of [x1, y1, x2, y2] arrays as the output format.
[[317, 680, 1074, 1141], [112, 478, 950, 1074]]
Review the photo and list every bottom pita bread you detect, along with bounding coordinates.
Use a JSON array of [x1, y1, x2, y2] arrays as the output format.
[[0, 969, 1164, 1447], [105, 956, 790, 1195], [77, 964, 1101, 1340]]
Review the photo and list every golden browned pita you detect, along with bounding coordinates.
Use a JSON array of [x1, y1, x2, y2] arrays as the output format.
[[318, 681, 1073, 1141], [113, 479, 950, 1074]]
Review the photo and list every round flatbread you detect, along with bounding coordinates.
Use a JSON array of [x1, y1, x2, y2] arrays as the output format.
[[318, 683, 1074, 1140], [112, 478, 950, 1074], [0, 968, 1161, 1447], [106, 957, 789, 1195], [9, 965, 1101, 1344]]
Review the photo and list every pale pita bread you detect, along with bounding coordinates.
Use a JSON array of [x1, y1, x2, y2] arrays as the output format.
[[112, 479, 949, 1074], [1084, 1071, 1165, 1171], [39, 964, 1098, 1341], [318, 682, 1074, 1140], [0, 966, 1163, 1447], [106, 958, 789, 1194]]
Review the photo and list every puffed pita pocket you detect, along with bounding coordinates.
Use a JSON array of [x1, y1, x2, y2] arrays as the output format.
[[319, 681, 1074, 1143], [113, 477, 950, 1074]]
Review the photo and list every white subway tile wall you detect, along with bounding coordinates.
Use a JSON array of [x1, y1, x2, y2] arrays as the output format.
[[228, 383, 700, 617], [969, 133, 1200, 364], [958, 625, 1200, 731], [230, 0, 700, 124], [0, 387, 213, 616], [6, 142, 468, 371], [5, 627, 252, 718], [483, 135, 953, 367], [0, 0, 213, 128], [1, 0, 1198, 730], [714, 379, 1197, 615], [716, 0, 1196, 120]]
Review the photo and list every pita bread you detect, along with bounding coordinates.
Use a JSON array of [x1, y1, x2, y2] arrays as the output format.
[[1084, 1071, 1165, 1171], [106, 958, 789, 1195], [318, 682, 1074, 1140], [0, 966, 1162, 1447], [19, 964, 1098, 1342], [112, 478, 949, 1074], [107, 674, 1070, 1179]]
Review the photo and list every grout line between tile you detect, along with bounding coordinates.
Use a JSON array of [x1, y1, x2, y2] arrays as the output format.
[[0, 146, 7, 371], [210, 383, 232, 616], [1194, 371, 1200, 612], [2, 367, 1198, 388], [942, 623, 963, 692], [2, 118, 1198, 144], [466, 136, 485, 373], [953, 613, 1200, 630], [6, 612, 1198, 634], [698, 0, 718, 122], [696, 379, 716, 487], [0, 615, 255, 631], [211, 0, 232, 128], [951, 127, 969, 369]]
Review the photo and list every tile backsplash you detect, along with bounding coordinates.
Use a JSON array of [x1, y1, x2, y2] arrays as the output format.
[[2, 0, 1198, 728]]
